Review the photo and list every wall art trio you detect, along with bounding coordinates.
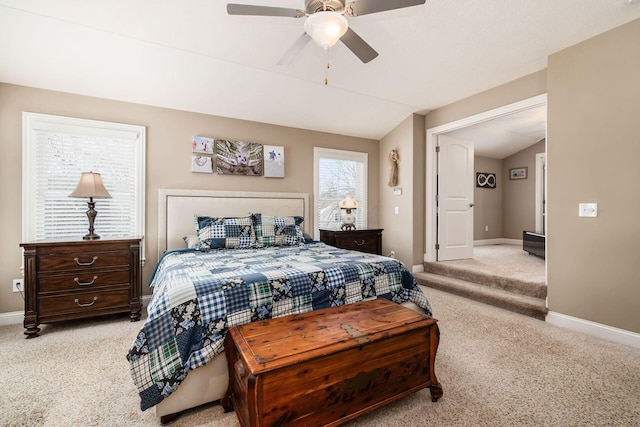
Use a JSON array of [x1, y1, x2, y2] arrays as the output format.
[[191, 136, 284, 178]]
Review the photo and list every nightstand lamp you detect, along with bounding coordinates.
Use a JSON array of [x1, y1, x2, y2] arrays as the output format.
[[69, 172, 112, 240], [339, 195, 358, 231]]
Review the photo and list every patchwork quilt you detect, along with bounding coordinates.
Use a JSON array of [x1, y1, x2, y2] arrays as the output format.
[[127, 242, 432, 411]]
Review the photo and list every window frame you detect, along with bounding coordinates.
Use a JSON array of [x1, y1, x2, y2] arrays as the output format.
[[313, 147, 368, 239], [22, 112, 146, 262]]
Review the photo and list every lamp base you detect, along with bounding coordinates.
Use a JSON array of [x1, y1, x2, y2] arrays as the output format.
[[83, 233, 101, 240]]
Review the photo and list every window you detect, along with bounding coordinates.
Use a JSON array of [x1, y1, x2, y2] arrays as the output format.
[[313, 147, 368, 238], [22, 113, 146, 260]]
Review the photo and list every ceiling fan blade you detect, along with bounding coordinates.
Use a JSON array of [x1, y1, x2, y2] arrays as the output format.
[[340, 27, 378, 63], [278, 33, 311, 65], [227, 4, 304, 18], [347, 0, 426, 16]]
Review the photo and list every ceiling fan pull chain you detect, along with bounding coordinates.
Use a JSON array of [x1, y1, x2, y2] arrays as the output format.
[[324, 49, 331, 85]]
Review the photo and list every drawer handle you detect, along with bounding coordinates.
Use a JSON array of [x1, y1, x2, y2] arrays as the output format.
[[354, 240, 366, 246], [74, 297, 98, 307], [74, 256, 98, 266], [74, 276, 98, 286]]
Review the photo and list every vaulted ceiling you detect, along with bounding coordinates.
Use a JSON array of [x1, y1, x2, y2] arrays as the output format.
[[1, 0, 639, 140]]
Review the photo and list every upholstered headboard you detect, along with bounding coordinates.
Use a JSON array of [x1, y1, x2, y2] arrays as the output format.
[[158, 189, 310, 257]]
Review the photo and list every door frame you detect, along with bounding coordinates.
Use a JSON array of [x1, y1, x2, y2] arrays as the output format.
[[425, 94, 547, 263]]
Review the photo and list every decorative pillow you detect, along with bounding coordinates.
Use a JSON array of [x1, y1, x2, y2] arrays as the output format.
[[251, 213, 305, 247], [183, 235, 199, 248], [194, 215, 256, 250]]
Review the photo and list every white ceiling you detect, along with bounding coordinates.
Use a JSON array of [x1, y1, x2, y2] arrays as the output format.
[[1, 1, 639, 141], [448, 104, 547, 159]]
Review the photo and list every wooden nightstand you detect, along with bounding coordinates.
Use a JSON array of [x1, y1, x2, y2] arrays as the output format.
[[319, 228, 383, 255], [19, 237, 142, 338]]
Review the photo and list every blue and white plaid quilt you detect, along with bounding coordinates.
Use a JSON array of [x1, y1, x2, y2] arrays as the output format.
[[127, 242, 432, 411]]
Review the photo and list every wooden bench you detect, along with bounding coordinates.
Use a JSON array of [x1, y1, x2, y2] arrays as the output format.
[[222, 298, 442, 426]]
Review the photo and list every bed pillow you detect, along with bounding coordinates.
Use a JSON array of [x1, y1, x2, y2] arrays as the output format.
[[183, 234, 199, 248], [194, 215, 256, 250], [251, 213, 305, 247]]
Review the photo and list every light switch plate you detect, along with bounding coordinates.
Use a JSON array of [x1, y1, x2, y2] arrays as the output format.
[[579, 203, 598, 217]]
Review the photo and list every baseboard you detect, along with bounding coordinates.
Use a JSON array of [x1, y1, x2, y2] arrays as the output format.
[[412, 264, 424, 273], [0, 310, 23, 326], [0, 295, 153, 327], [474, 238, 523, 246], [546, 311, 640, 349]]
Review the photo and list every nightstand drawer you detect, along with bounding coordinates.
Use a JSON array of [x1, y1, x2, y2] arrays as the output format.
[[38, 288, 130, 317], [334, 235, 379, 253], [38, 251, 130, 272], [38, 270, 130, 293], [319, 229, 383, 255]]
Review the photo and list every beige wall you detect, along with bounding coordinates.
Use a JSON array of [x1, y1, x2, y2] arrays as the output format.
[[474, 157, 503, 239], [0, 83, 379, 314], [547, 18, 640, 333], [379, 114, 425, 267], [502, 139, 545, 239]]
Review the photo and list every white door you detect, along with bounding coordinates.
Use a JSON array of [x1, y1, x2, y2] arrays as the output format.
[[437, 134, 474, 261]]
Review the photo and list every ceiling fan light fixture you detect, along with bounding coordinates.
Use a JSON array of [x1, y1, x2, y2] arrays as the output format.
[[304, 11, 348, 50]]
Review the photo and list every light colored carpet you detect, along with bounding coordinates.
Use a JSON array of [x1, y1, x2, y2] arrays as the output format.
[[439, 244, 546, 284], [2, 287, 639, 427]]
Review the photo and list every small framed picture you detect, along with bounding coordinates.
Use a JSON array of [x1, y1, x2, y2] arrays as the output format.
[[509, 167, 528, 180], [476, 172, 496, 188]]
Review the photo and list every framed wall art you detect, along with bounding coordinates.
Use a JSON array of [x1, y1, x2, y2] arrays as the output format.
[[509, 167, 528, 180], [216, 140, 263, 176], [192, 136, 214, 154], [263, 145, 284, 178], [476, 172, 496, 188], [191, 155, 213, 173]]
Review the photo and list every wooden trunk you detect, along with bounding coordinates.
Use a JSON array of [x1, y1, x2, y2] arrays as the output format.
[[222, 298, 442, 427]]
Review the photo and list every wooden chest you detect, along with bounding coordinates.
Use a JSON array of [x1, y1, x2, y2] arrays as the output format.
[[222, 298, 442, 426]]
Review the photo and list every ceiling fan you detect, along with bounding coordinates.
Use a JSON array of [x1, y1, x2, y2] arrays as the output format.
[[227, 0, 426, 65]]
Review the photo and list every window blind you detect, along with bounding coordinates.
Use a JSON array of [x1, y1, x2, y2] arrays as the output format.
[[314, 148, 368, 237], [23, 113, 145, 253]]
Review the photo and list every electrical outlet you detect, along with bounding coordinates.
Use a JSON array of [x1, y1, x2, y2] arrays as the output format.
[[13, 279, 23, 293]]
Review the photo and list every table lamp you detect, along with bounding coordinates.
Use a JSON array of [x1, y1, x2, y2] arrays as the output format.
[[69, 172, 112, 240], [339, 195, 358, 231]]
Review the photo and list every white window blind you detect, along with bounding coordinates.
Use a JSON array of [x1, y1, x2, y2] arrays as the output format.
[[313, 147, 368, 238], [22, 113, 145, 256]]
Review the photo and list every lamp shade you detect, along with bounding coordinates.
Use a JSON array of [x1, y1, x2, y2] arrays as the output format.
[[339, 195, 358, 210], [69, 172, 112, 199], [304, 11, 348, 50]]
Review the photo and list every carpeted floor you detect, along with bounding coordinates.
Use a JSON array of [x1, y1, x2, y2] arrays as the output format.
[[2, 287, 639, 427], [440, 244, 546, 284]]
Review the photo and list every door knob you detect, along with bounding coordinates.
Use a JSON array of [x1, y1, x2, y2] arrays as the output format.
[[469, 203, 475, 207]]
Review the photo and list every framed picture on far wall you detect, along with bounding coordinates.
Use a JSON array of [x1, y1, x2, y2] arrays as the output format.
[[509, 167, 528, 180]]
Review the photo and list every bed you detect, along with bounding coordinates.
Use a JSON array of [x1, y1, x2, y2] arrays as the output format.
[[126, 189, 436, 423]]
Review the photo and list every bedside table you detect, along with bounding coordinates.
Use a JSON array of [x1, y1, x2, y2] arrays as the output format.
[[319, 228, 383, 255], [19, 237, 142, 338]]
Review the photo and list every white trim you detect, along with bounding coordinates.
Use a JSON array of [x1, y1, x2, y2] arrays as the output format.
[[425, 94, 548, 262], [412, 264, 425, 274], [546, 311, 640, 349], [0, 310, 22, 326], [535, 152, 546, 234], [474, 238, 522, 246]]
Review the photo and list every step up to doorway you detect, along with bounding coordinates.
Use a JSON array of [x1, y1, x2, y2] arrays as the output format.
[[414, 271, 548, 321]]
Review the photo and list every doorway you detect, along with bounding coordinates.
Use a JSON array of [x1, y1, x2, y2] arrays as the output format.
[[425, 94, 547, 263]]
